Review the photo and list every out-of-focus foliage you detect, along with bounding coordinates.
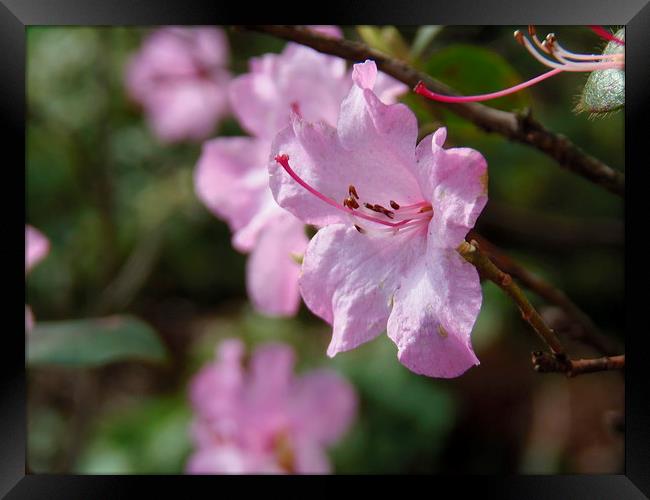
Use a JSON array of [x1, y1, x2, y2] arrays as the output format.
[[76, 396, 192, 474], [27, 26, 624, 475], [28, 315, 167, 367]]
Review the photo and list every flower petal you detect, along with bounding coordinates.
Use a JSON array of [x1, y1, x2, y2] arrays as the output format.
[[269, 115, 421, 227], [229, 44, 347, 139], [299, 224, 427, 356], [291, 440, 331, 474], [26, 225, 50, 274], [337, 61, 420, 193], [289, 370, 357, 445], [387, 246, 482, 378], [146, 78, 230, 143], [246, 213, 307, 317], [194, 137, 273, 252], [416, 128, 488, 248], [248, 343, 295, 403], [373, 70, 409, 104], [269, 121, 346, 226], [125, 27, 231, 143], [189, 338, 245, 423], [186, 445, 281, 474], [269, 61, 423, 227]]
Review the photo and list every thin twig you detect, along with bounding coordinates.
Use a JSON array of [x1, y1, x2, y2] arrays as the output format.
[[532, 351, 624, 377], [468, 232, 623, 356], [458, 240, 566, 357], [245, 25, 624, 197]]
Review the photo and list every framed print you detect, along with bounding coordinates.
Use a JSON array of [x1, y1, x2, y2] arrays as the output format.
[[4, 0, 650, 497]]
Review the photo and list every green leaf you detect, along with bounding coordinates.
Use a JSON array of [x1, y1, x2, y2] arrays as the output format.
[[28, 315, 168, 367], [425, 44, 530, 111], [577, 28, 624, 115]]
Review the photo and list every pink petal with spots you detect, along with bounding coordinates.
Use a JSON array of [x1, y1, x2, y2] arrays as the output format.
[[269, 60, 488, 379], [269, 113, 420, 227], [386, 247, 482, 378]]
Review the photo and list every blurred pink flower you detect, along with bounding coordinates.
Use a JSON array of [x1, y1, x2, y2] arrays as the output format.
[[269, 60, 488, 378], [187, 338, 357, 474], [125, 27, 231, 143], [194, 26, 407, 317], [25, 225, 50, 331]]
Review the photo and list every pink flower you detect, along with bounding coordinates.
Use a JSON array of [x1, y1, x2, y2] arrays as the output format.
[[186, 338, 357, 474], [269, 60, 488, 378], [125, 27, 231, 143], [26, 225, 50, 331], [194, 27, 407, 317]]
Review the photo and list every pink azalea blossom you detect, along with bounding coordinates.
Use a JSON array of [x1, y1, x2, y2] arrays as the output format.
[[26, 225, 50, 331], [186, 338, 357, 474], [194, 27, 407, 317], [269, 60, 488, 378], [125, 27, 231, 143]]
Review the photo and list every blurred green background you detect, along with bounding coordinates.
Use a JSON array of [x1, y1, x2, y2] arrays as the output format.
[[26, 26, 624, 474]]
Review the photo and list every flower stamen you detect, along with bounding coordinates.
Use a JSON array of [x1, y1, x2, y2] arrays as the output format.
[[414, 26, 624, 104], [274, 154, 433, 234]]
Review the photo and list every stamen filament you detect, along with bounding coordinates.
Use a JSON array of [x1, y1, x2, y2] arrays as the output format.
[[391, 210, 433, 222], [274, 154, 409, 228], [414, 26, 624, 105], [414, 69, 562, 103], [354, 217, 429, 236], [551, 39, 624, 61], [520, 34, 623, 71], [396, 201, 429, 210]]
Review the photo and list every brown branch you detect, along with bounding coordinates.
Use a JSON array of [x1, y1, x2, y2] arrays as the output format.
[[532, 351, 624, 377], [244, 25, 624, 197], [468, 232, 623, 357], [458, 239, 566, 357]]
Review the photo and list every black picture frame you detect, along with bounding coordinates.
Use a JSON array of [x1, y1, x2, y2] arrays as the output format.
[[5, 0, 649, 497]]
